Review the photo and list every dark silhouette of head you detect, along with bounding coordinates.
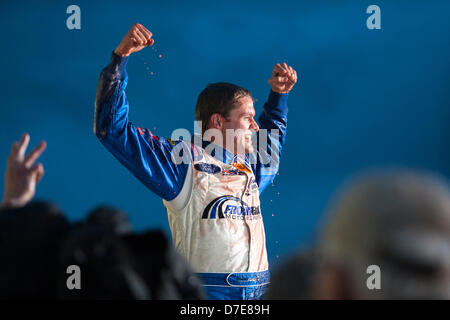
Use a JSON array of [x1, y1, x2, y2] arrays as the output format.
[[0, 201, 70, 299], [315, 170, 450, 299], [58, 206, 205, 300], [265, 248, 318, 300]]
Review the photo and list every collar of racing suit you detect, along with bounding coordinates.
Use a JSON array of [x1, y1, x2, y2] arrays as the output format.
[[191, 135, 251, 170]]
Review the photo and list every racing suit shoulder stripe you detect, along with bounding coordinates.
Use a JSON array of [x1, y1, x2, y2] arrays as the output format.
[[94, 52, 190, 201]]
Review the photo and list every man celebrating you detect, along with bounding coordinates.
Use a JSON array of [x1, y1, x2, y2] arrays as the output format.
[[94, 23, 297, 300]]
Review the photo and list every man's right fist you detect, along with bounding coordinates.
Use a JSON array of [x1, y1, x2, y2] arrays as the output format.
[[114, 23, 154, 57]]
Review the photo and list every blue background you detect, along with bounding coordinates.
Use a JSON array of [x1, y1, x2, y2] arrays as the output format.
[[1, 0, 449, 267]]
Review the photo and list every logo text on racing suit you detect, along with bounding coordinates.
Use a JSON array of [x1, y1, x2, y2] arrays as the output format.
[[202, 196, 261, 220]]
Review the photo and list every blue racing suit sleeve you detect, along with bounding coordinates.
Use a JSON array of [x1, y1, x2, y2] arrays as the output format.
[[249, 91, 288, 193], [94, 52, 189, 201]]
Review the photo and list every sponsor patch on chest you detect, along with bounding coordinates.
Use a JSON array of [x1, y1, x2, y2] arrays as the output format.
[[201, 196, 261, 220]]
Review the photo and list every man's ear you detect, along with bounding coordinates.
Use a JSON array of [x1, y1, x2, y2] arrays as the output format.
[[209, 113, 223, 130]]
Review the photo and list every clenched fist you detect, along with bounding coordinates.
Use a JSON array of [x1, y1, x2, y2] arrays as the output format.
[[268, 62, 298, 94], [114, 23, 154, 57], [1, 133, 47, 209]]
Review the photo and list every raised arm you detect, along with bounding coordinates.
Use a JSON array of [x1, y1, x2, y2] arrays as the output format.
[[250, 63, 298, 193], [94, 23, 190, 201]]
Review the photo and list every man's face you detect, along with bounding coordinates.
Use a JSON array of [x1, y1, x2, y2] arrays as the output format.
[[222, 96, 260, 155]]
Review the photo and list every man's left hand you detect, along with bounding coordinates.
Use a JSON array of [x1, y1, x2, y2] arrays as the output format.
[[268, 62, 298, 94]]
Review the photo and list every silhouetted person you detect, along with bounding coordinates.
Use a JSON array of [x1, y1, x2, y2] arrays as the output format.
[[58, 206, 205, 299], [265, 248, 317, 300], [314, 170, 450, 299], [85, 205, 132, 235], [1, 133, 205, 299], [0, 201, 70, 299], [0, 134, 70, 298]]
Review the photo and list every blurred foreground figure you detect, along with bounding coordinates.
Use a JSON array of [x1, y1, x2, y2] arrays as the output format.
[[0, 134, 205, 299], [314, 171, 450, 299], [265, 248, 317, 300], [58, 206, 205, 300], [0, 134, 69, 298], [0, 201, 70, 299]]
